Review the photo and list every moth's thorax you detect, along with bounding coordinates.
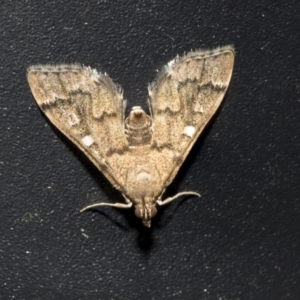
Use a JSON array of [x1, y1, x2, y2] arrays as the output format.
[[124, 160, 161, 227], [125, 106, 152, 146], [124, 162, 163, 200]]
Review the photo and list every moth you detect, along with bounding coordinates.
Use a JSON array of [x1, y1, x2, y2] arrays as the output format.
[[27, 45, 234, 227]]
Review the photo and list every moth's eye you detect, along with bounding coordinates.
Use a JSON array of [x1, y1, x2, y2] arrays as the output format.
[[150, 206, 157, 217], [135, 207, 142, 219]]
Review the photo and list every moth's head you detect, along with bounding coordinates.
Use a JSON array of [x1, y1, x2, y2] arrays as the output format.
[[134, 202, 157, 227]]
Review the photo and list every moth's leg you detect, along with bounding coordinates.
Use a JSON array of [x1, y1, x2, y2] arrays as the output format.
[[156, 191, 200, 206], [80, 201, 132, 212]]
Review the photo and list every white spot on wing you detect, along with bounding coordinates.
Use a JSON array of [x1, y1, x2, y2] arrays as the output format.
[[82, 135, 94, 147], [183, 126, 195, 137]]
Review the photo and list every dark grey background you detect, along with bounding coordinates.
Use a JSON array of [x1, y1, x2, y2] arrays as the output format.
[[1, 1, 299, 299]]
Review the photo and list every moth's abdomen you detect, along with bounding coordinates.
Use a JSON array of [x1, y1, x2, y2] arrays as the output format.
[[125, 106, 152, 146]]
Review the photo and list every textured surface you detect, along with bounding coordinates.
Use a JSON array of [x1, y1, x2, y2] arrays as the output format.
[[1, 1, 300, 299], [27, 47, 234, 227]]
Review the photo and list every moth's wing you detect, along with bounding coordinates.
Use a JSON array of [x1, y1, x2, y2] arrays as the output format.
[[148, 46, 235, 186], [27, 64, 129, 191]]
